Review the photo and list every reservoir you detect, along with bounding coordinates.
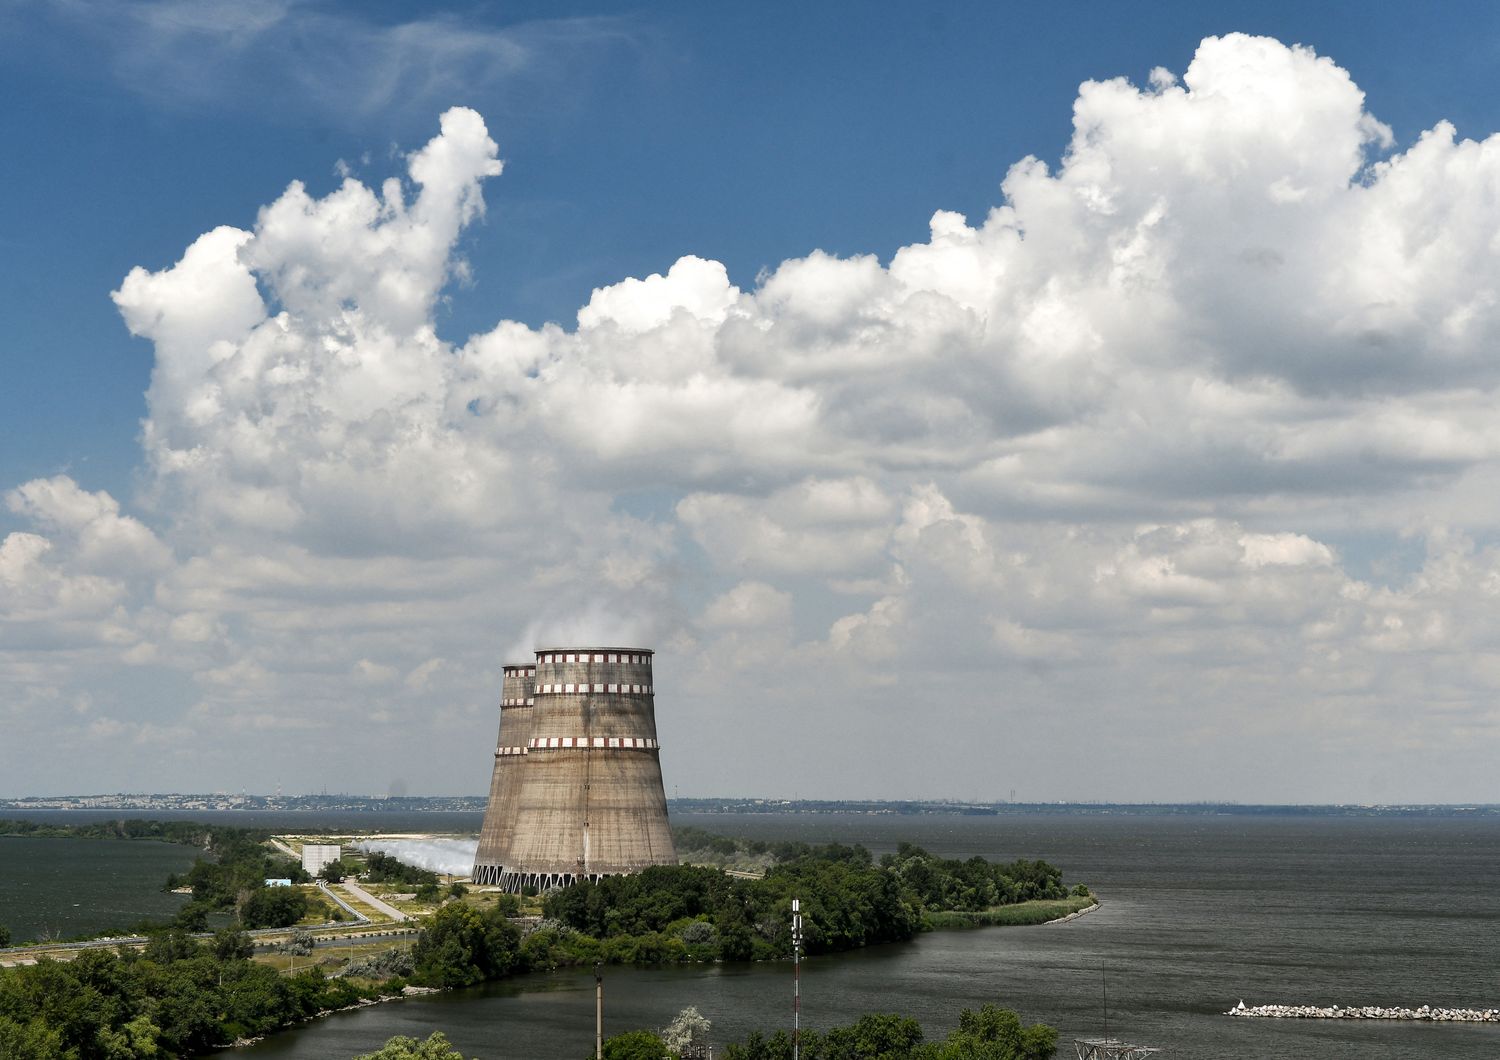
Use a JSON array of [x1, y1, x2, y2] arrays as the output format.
[[0, 835, 196, 942], [238, 811, 1500, 1059]]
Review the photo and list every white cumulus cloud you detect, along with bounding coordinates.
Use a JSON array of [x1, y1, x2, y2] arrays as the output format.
[[8, 36, 1500, 801]]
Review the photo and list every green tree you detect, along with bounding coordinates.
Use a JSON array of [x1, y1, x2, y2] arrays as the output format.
[[241, 885, 310, 929], [0, 924, 10, 947], [821, 1012, 923, 1060], [355, 1030, 473, 1059], [596, 1029, 672, 1060], [97, 1013, 162, 1058], [0, 1015, 68, 1060], [144, 928, 202, 963], [920, 1005, 1058, 1060], [0, 958, 102, 1058], [145, 959, 224, 1055], [172, 901, 211, 932], [412, 903, 520, 987], [213, 925, 255, 961], [723, 1030, 797, 1060]]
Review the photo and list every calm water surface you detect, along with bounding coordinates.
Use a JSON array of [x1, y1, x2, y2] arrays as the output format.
[[0, 835, 197, 941], [226, 812, 1500, 1059]]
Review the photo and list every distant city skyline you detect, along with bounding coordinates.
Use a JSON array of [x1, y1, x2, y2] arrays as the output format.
[[6, 3, 1500, 802]]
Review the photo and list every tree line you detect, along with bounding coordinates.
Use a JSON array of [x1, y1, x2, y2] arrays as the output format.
[[0, 928, 386, 1059]]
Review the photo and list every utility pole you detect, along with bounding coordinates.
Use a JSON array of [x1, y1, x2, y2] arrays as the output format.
[[594, 961, 604, 1060], [792, 897, 803, 1060]]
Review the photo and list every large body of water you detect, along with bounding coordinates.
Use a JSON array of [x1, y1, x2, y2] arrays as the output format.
[[5, 810, 1500, 1057], [0, 835, 197, 941]]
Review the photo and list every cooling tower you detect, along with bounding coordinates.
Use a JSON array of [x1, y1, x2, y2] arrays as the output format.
[[471, 663, 535, 887], [494, 647, 677, 892]]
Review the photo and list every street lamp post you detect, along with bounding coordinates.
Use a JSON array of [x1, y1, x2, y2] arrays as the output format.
[[594, 961, 604, 1060], [791, 898, 803, 1060]]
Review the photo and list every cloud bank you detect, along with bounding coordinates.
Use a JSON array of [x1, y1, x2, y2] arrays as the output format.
[[7, 34, 1500, 802]]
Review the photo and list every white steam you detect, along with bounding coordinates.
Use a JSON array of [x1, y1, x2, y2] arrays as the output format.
[[359, 838, 479, 877]]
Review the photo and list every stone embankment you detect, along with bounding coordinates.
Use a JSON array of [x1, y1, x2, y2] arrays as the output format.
[[1046, 901, 1100, 925], [1228, 1000, 1500, 1023]]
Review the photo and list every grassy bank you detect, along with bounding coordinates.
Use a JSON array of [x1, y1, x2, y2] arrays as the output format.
[[926, 893, 1097, 929]]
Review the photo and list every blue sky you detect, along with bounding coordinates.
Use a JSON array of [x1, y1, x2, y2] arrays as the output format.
[[5, 2, 1500, 800], [7, 0, 1499, 495]]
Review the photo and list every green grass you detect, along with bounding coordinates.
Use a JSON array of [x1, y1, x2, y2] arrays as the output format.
[[925, 893, 1097, 930]]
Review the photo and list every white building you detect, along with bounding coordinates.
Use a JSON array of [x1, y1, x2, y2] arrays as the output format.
[[302, 843, 342, 874]]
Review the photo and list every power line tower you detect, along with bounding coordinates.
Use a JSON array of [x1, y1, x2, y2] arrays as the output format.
[[1074, 961, 1159, 1059], [1074, 1041, 1160, 1060]]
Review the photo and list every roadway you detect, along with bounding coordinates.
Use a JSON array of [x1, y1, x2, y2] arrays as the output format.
[[338, 880, 410, 922]]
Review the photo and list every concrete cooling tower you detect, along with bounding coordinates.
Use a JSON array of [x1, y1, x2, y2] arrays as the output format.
[[472, 647, 676, 891], [471, 663, 535, 887]]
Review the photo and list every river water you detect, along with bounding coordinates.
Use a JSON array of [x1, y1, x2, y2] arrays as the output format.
[[215, 810, 1500, 1059]]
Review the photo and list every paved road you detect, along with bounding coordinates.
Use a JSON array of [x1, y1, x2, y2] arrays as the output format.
[[318, 881, 369, 923], [339, 880, 410, 922]]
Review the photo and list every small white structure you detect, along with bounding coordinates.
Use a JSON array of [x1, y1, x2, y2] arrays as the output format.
[[302, 843, 342, 874], [265, 878, 292, 888]]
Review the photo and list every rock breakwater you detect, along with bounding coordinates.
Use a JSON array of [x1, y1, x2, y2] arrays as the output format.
[[1228, 1000, 1500, 1023]]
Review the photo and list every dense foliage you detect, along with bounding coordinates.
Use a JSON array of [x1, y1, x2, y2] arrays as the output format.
[[411, 903, 521, 987], [363, 851, 439, 887], [722, 1005, 1058, 1060], [551, 845, 915, 956], [880, 843, 1068, 911], [536, 838, 1078, 966], [0, 931, 389, 1059]]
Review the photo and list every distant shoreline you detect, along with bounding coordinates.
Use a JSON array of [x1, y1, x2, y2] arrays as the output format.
[[4, 797, 1500, 819]]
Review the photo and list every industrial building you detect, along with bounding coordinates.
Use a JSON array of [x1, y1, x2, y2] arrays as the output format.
[[472, 647, 676, 891], [301, 843, 342, 875]]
